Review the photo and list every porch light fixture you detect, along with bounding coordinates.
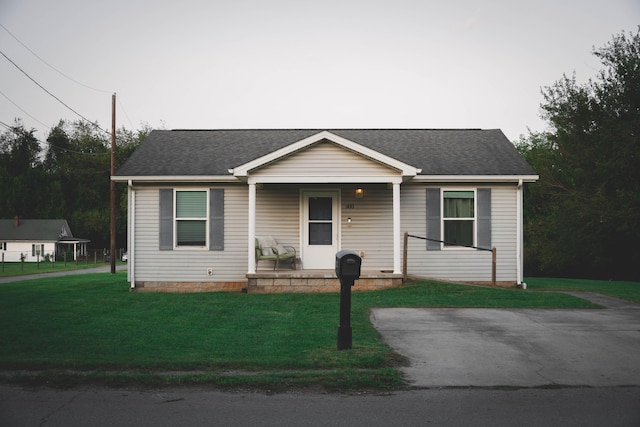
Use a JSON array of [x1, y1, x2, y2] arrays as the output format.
[[355, 188, 364, 199]]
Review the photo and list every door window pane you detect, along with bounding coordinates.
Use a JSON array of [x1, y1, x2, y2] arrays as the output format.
[[309, 197, 332, 220], [309, 223, 332, 245]]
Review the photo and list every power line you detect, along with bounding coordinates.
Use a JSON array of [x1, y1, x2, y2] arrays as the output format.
[[46, 143, 111, 156], [0, 23, 113, 94], [0, 49, 112, 137], [0, 89, 50, 128], [0, 23, 138, 135]]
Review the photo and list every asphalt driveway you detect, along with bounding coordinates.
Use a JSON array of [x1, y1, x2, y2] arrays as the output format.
[[371, 292, 640, 388]]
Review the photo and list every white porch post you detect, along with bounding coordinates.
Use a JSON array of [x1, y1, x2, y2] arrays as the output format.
[[516, 179, 523, 284], [393, 182, 401, 274], [128, 181, 135, 287], [248, 182, 256, 274]]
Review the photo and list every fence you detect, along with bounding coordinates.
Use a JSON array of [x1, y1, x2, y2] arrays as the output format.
[[1, 248, 126, 272], [402, 232, 496, 286]]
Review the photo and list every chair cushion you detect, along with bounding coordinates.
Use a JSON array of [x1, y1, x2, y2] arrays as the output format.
[[258, 236, 276, 256], [275, 244, 289, 255]]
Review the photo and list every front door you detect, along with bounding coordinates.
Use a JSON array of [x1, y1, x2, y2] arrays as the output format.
[[302, 190, 339, 269]]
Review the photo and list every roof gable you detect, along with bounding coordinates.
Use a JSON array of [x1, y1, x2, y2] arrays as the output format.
[[230, 131, 420, 179], [0, 219, 73, 241]]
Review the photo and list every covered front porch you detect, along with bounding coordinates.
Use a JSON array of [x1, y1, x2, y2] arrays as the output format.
[[230, 131, 422, 282]]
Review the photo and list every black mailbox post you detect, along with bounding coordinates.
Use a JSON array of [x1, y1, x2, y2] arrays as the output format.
[[335, 250, 361, 350]]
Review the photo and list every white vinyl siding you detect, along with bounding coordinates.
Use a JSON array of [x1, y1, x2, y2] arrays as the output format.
[[255, 185, 300, 252], [252, 141, 400, 178], [401, 183, 518, 282], [133, 185, 248, 282], [0, 242, 56, 262], [253, 184, 394, 271], [340, 183, 394, 270], [130, 182, 519, 284]]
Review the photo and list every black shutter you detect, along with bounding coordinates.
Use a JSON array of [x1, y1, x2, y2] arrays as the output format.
[[426, 188, 441, 250], [209, 188, 224, 251], [477, 188, 492, 249], [159, 189, 173, 250]]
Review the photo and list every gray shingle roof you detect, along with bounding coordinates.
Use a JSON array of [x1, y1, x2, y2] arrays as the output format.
[[115, 129, 535, 177], [0, 219, 79, 241]]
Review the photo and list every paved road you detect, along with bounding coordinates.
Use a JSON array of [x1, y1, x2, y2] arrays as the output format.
[[371, 292, 640, 388], [1, 385, 639, 426]]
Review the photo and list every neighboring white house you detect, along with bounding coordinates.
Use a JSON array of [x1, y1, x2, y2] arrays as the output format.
[[0, 217, 89, 262], [113, 129, 538, 293]]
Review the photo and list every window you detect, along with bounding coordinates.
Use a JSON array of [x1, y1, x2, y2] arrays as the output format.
[[0, 242, 6, 251], [159, 188, 224, 251], [32, 244, 45, 257], [443, 190, 475, 247], [175, 190, 208, 247], [427, 188, 491, 251]]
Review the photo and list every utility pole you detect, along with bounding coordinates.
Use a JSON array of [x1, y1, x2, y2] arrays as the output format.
[[110, 93, 116, 274]]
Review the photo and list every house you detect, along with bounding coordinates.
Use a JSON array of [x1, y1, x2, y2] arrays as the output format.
[[0, 217, 90, 262], [113, 129, 538, 293]]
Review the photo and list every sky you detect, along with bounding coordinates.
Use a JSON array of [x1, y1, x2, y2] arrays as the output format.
[[1, 0, 638, 144]]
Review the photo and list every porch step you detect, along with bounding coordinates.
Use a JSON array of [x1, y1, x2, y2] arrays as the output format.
[[246, 270, 403, 293]]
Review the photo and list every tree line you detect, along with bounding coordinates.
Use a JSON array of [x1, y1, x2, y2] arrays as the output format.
[[0, 119, 149, 249], [517, 28, 639, 281]]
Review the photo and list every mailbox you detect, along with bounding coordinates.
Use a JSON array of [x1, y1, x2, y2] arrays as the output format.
[[335, 250, 361, 281], [335, 250, 361, 350]]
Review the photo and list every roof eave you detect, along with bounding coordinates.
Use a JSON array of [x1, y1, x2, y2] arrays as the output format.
[[412, 174, 539, 183], [112, 175, 238, 183]]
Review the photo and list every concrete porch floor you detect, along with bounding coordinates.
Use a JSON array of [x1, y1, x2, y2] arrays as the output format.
[[246, 269, 403, 293]]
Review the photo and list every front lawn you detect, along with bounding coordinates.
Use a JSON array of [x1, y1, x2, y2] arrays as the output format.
[[525, 277, 640, 303], [0, 273, 600, 390], [0, 260, 123, 278]]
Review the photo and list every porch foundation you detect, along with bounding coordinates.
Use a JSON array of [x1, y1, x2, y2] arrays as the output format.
[[246, 270, 403, 293], [132, 281, 246, 293]]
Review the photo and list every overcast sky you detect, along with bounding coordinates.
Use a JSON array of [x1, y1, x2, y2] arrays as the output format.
[[1, 0, 638, 143]]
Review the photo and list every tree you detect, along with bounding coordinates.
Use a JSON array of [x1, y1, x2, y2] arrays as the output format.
[[1, 119, 149, 250], [519, 28, 640, 280]]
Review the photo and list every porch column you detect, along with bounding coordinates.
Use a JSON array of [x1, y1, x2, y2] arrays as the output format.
[[517, 179, 523, 284], [247, 182, 256, 274], [393, 182, 401, 274]]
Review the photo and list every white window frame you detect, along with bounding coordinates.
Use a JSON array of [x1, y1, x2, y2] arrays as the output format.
[[174, 188, 209, 249], [32, 244, 45, 257], [442, 188, 477, 250]]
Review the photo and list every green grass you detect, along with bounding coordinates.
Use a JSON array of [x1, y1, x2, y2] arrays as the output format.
[[0, 273, 605, 390], [0, 261, 123, 278], [525, 277, 640, 303]]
